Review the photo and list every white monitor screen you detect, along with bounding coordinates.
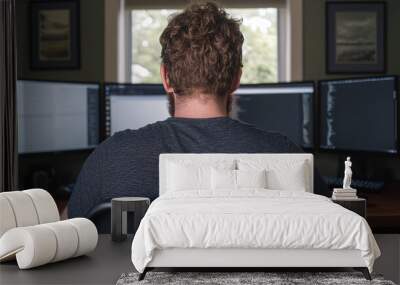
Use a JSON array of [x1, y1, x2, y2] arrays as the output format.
[[17, 80, 100, 153], [105, 84, 169, 136]]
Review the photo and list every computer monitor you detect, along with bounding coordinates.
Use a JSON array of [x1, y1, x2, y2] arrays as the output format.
[[319, 76, 398, 153], [104, 84, 169, 137], [17, 80, 100, 154], [231, 83, 315, 148]]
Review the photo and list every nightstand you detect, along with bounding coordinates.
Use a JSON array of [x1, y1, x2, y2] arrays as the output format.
[[111, 197, 150, 242], [331, 198, 366, 218]]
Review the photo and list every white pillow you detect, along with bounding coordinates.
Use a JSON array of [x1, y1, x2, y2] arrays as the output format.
[[211, 168, 236, 190], [211, 169, 268, 190], [267, 165, 307, 191], [167, 160, 235, 192], [238, 159, 308, 192], [237, 169, 267, 189], [167, 163, 209, 191]]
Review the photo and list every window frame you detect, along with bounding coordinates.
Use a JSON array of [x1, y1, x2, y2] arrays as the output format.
[[105, 0, 303, 83]]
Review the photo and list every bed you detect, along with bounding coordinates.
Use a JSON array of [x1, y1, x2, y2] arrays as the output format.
[[131, 154, 380, 280]]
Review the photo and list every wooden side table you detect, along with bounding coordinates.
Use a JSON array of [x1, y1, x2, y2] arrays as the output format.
[[111, 197, 150, 242], [331, 198, 366, 218]]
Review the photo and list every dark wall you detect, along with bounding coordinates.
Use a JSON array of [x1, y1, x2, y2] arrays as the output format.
[[15, 0, 400, 193], [16, 0, 105, 82], [18, 150, 92, 195], [303, 0, 400, 81], [16, 0, 105, 193], [303, 0, 400, 181]]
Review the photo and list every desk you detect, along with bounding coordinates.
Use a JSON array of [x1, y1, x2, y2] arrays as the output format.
[[0, 235, 133, 285], [331, 198, 366, 218], [365, 183, 400, 233]]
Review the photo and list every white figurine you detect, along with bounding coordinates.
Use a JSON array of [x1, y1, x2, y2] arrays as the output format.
[[342, 157, 353, 189]]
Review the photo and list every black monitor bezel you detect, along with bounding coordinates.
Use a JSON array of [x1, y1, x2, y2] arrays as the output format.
[[103, 82, 317, 151], [16, 79, 102, 155], [104, 83, 166, 96], [237, 81, 315, 89], [235, 81, 316, 151], [317, 75, 399, 155]]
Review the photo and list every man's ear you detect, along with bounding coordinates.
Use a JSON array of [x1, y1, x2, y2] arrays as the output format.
[[160, 65, 174, 94], [231, 68, 242, 93]]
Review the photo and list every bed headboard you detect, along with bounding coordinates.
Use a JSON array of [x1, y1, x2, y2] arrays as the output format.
[[159, 153, 314, 195]]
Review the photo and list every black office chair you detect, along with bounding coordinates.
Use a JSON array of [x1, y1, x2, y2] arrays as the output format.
[[86, 202, 136, 234], [86, 202, 111, 233]]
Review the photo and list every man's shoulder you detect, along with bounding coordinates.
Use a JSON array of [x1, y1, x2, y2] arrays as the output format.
[[232, 119, 289, 139], [94, 120, 168, 155], [110, 120, 167, 142], [231, 119, 302, 153]]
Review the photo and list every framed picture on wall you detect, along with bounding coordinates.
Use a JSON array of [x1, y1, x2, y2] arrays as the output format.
[[326, 2, 386, 74], [30, 0, 80, 69]]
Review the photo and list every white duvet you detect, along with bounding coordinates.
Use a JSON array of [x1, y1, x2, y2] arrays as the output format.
[[131, 190, 380, 273]]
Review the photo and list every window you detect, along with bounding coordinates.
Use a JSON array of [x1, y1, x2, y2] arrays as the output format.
[[130, 8, 280, 84], [131, 9, 178, 83], [228, 8, 278, 83]]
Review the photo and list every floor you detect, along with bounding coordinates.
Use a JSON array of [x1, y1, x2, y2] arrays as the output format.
[[2, 234, 397, 284], [0, 235, 133, 285], [373, 234, 400, 284]]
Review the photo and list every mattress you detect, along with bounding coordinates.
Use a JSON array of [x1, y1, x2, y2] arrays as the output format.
[[131, 190, 380, 273]]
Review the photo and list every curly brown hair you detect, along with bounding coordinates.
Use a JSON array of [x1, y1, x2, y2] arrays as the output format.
[[160, 2, 243, 98]]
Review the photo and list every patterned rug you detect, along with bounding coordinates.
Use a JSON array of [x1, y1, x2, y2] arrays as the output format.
[[116, 271, 396, 285]]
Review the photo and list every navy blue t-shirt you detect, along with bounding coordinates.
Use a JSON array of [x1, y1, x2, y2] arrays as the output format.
[[68, 117, 327, 218]]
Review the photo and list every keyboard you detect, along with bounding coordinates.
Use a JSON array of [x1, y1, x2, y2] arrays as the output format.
[[323, 176, 384, 192]]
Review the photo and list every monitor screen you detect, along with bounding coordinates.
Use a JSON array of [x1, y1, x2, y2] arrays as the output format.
[[319, 76, 397, 153], [104, 84, 169, 136], [17, 80, 100, 153], [231, 83, 314, 148]]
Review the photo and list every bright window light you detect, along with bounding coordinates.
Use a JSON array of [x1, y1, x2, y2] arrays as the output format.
[[131, 8, 278, 84]]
